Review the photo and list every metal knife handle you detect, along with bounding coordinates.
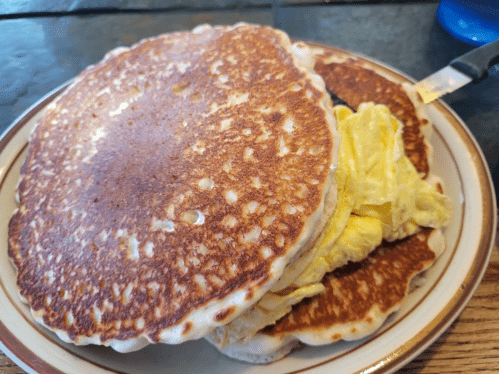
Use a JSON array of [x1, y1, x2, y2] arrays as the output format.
[[450, 38, 499, 81]]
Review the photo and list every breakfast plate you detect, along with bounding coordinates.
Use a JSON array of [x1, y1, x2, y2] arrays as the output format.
[[0, 43, 496, 374]]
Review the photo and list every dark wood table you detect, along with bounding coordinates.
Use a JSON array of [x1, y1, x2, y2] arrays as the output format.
[[1, 1, 498, 373]]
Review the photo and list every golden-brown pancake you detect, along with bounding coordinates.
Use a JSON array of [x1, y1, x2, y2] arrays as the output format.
[[263, 228, 442, 341], [7, 24, 338, 352], [314, 54, 430, 177], [217, 228, 444, 363]]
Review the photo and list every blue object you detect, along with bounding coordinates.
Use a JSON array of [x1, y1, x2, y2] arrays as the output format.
[[437, 0, 499, 46]]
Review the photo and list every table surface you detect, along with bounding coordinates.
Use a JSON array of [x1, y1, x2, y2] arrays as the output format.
[[1, 1, 498, 373]]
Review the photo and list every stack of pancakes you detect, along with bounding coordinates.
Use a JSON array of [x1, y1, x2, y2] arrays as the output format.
[[204, 45, 450, 362], [8, 24, 451, 363]]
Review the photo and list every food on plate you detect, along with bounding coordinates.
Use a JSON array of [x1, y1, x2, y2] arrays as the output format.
[[205, 52, 452, 363], [8, 23, 339, 352], [215, 228, 444, 363], [7, 23, 451, 363]]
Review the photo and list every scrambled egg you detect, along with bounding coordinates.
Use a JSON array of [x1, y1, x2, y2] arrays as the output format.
[[291, 103, 451, 288], [212, 102, 452, 346]]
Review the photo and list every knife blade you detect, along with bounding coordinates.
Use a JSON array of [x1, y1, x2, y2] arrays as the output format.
[[415, 38, 499, 104]]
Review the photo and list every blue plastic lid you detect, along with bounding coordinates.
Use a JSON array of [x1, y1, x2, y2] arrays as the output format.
[[436, 0, 499, 46]]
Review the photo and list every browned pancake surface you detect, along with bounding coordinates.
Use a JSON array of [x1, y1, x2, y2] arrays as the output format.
[[314, 56, 429, 177], [262, 228, 435, 338], [8, 25, 335, 344]]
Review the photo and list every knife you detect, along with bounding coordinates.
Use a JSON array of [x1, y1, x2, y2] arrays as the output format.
[[415, 38, 499, 104]]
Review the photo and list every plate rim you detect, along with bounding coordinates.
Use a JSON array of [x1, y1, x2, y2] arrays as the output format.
[[0, 42, 496, 374], [0, 81, 77, 374]]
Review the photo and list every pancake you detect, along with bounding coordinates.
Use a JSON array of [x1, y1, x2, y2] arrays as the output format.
[[7, 24, 339, 352], [218, 228, 445, 363], [206, 46, 451, 362], [314, 52, 431, 178]]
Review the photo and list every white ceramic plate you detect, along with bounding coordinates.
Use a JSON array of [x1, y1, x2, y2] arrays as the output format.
[[0, 44, 496, 374]]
